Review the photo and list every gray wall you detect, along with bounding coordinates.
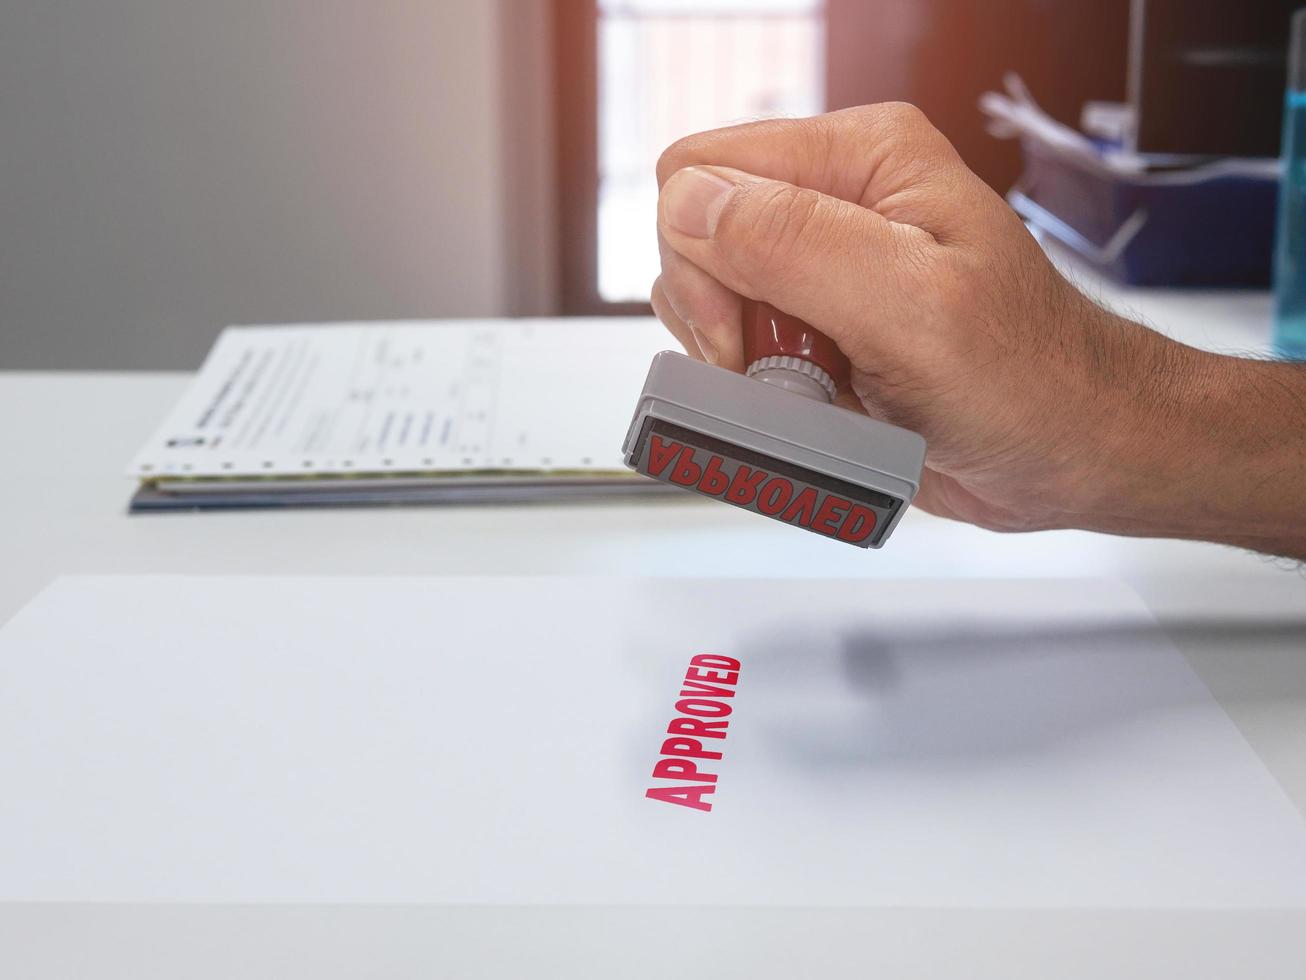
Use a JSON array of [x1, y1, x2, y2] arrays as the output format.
[[0, 0, 555, 371]]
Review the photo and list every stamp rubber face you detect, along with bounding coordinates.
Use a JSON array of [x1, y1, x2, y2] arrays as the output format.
[[632, 418, 901, 548]]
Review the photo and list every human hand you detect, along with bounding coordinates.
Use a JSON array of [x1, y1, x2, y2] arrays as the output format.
[[652, 104, 1250, 543]]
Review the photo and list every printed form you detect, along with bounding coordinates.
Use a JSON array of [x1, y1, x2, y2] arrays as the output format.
[[128, 319, 670, 480]]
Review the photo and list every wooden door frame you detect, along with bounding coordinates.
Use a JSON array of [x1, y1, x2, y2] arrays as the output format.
[[552, 0, 654, 316]]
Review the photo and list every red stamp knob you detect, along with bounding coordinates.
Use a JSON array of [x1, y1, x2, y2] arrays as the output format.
[[742, 300, 850, 390]]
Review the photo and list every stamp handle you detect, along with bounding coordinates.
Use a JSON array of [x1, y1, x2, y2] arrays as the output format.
[[742, 300, 851, 393]]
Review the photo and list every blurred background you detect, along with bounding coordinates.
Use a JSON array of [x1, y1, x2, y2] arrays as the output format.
[[2, 0, 1299, 369]]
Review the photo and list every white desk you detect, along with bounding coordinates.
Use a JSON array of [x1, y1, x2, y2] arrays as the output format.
[[1, 283, 1305, 978]]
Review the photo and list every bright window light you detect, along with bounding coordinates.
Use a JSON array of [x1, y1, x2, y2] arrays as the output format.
[[597, 0, 826, 303]]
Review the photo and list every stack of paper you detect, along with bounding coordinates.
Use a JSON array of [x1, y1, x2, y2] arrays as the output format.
[[127, 319, 674, 510]]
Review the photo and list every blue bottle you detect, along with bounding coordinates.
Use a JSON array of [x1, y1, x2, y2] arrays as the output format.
[[1274, 9, 1306, 359]]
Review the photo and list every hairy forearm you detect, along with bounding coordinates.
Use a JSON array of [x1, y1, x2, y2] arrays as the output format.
[[1080, 332, 1306, 560], [1187, 354, 1306, 559]]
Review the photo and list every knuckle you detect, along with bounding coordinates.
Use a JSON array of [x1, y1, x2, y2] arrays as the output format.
[[877, 100, 930, 129], [841, 100, 930, 138], [840, 102, 961, 199], [859, 101, 942, 157]]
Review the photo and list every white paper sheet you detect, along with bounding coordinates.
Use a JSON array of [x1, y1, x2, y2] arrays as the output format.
[[1, 575, 1304, 908], [127, 319, 669, 479]]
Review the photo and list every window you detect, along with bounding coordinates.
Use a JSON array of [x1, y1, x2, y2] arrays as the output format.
[[556, 1, 1128, 313], [561, 0, 825, 310]]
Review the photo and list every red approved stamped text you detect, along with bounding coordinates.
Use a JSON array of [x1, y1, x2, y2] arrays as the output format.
[[645, 653, 742, 813]]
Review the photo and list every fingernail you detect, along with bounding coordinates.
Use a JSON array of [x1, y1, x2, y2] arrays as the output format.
[[689, 325, 719, 364], [662, 167, 734, 239]]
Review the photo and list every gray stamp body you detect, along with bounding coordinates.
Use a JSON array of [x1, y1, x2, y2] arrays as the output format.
[[622, 352, 926, 548]]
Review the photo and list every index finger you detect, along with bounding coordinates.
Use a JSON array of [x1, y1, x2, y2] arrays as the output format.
[[656, 102, 993, 245]]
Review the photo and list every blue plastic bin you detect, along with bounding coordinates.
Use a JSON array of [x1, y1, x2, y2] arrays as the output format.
[[1009, 137, 1280, 288]]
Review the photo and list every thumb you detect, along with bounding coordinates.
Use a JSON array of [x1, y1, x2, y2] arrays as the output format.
[[657, 165, 936, 354]]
